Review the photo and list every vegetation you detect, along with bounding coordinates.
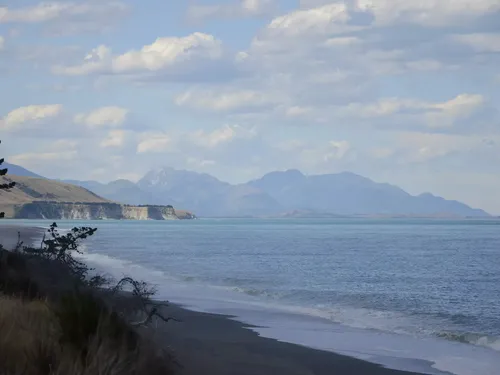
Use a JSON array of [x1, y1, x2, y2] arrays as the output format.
[[0, 175, 110, 205], [0, 140, 16, 218], [0, 223, 178, 375]]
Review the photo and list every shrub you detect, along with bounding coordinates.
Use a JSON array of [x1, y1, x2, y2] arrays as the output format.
[[0, 222, 178, 375], [0, 295, 176, 375]]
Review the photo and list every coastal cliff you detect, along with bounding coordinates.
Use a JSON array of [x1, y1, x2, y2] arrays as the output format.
[[0, 176, 196, 220], [10, 202, 196, 220]]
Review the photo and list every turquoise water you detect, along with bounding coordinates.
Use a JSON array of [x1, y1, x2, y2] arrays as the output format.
[[3, 218, 500, 375]]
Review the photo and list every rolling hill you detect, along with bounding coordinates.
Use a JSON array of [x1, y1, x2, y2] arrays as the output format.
[[0, 175, 108, 204]]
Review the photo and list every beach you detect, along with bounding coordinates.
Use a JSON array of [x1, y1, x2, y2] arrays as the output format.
[[157, 305, 434, 375], [149, 303, 429, 375]]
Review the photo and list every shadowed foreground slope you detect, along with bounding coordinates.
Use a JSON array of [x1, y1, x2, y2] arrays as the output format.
[[0, 225, 176, 375]]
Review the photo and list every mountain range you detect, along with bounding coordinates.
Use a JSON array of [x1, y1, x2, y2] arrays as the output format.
[[6, 164, 489, 218]]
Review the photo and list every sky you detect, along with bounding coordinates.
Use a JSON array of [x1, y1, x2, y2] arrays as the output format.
[[0, 0, 499, 213]]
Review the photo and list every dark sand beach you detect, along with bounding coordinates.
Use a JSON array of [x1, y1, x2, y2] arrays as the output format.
[[150, 303, 431, 375]]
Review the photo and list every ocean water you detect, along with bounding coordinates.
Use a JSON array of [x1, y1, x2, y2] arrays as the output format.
[[3, 218, 500, 375]]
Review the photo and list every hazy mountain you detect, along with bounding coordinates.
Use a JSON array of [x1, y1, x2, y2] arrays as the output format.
[[64, 179, 155, 205], [249, 170, 488, 217], [136, 167, 488, 217], [3, 163, 44, 179], [137, 167, 282, 216]]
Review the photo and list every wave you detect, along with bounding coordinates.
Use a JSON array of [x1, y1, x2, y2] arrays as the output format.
[[437, 332, 500, 352], [73, 251, 500, 355]]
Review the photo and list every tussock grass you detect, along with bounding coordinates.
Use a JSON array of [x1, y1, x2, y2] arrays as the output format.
[[0, 294, 175, 375], [0, 223, 177, 375]]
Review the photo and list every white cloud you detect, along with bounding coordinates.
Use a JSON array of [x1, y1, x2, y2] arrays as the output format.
[[245, 0, 500, 78], [186, 158, 216, 167], [137, 133, 171, 154], [100, 130, 126, 148], [262, 3, 356, 38], [188, 0, 275, 21], [0, 35, 4, 50], [426, 94, 485, 128], [175, 89, 280, 112], [1, 2, 70, 23], [0, 1, 129, 34], [335, 94, 485, 129], [1, 2, 118, 23], [10, 150, 77, 164], [0, 104, 63, 130], [340, 98, 427, 118], [324, 140, 352, 161], [189, 124, 257, 148], [324, 36, 361, 47], [299, 140, 354, 168], [53, 33, 223, 77], [452, 33, 500, 52], [74, 107, 129, 128], [394, 132, 485, 163], [258, 0, 500, 43], [354, 0, 500, 27]]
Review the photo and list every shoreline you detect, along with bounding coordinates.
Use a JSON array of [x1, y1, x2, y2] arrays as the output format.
[[150, 302, 433, 375]]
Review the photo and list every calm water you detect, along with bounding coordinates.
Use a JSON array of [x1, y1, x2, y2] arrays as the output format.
[[3, 218, 500, 375]]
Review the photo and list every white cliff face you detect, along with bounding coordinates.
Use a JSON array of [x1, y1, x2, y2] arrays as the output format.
[[122, 206, 150, 220], [12, 203, 193, 220]]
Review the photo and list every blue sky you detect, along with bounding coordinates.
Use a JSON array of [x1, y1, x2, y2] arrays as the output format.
[[1, 0, 500, 212]]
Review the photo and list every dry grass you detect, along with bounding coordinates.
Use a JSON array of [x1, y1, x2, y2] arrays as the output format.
[[0, 242, 176, 375], [0, 295, 175, 375], [0, 175, 109, 204]]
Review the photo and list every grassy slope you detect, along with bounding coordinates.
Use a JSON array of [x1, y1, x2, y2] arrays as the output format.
[[0, 175, 110, 218], [0, 175, 110, 204], [0, 241, 175, 375]]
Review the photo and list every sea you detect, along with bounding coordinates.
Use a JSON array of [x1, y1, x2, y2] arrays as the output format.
[[2, 218, 500, 375]]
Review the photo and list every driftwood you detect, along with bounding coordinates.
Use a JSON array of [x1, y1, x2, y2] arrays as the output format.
[[110, 277, 181, 327]]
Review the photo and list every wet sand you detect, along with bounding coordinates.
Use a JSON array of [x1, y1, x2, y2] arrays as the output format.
[[148, 303, 431, 375]]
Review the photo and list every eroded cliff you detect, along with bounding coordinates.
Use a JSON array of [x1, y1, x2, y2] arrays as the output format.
[[10, 202, 195, 220]]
